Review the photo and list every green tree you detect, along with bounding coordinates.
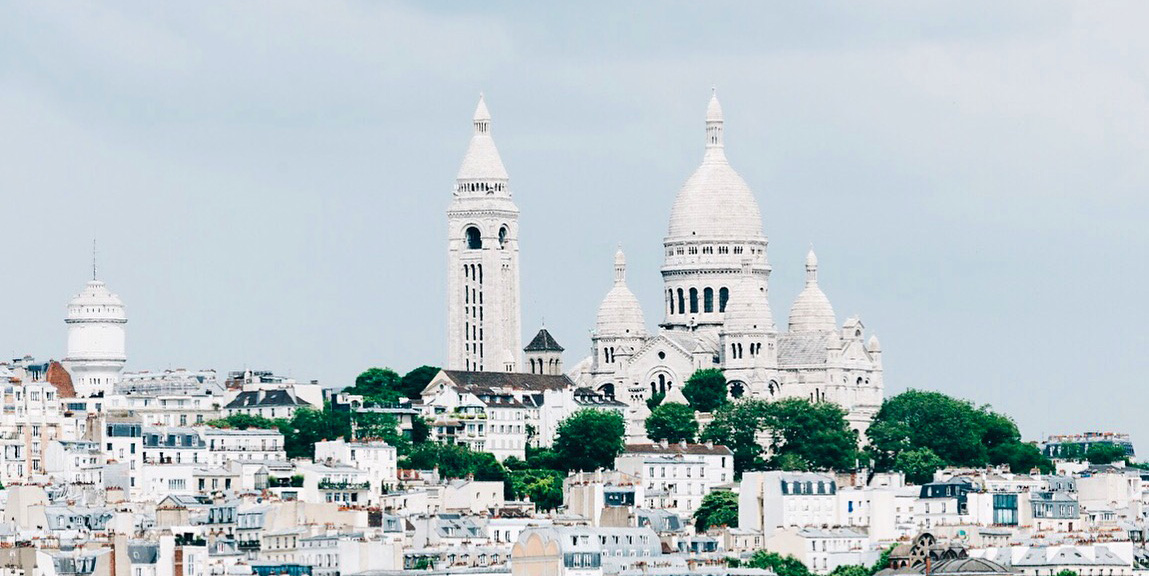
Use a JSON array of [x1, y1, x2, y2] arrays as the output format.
[[398, 443, 508, 482], [867, 390, 989, 469], [287, 405, 350, 459], [346, 368, 404, 404], [869, 545, 896, 575], [763, 398, 859, 471], [1058, 442, 1085, 460], [553, 409, 626, 471], [701, 399, 774, 474], [524, 446, 565, 472], [1053, 571, 1078, 576], [1086, 443, 1127, 465], [867, 390, 1050, 476], [508, 469, 565, 511], [646, 391, 665, 411], [400, 365, 440, 400], [746, 551, 811, 576], [682, 369, 728, 413], [645, 403, 698, 443], [829, 566, 870, 576], [410, 416, 431, 444], [990, 441, 1053, 474], [351, 412, 410, 453], [206, 414, 281, 430], [894, 447, 945, 485], [693, 490, 738, 532]]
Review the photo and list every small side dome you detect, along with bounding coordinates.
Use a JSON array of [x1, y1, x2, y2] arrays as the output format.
[[867, 334, 881, 352], [596, 249, 646, 338], [788, 249, 836, 333]]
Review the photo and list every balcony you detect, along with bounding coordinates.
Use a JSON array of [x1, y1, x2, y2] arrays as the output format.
[[269, 476, 305, 488], [318, 479, 370, 491], [237, 540, 261, 550]]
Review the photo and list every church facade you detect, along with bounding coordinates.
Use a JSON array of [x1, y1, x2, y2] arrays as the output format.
[[445, 92, 884, 442]]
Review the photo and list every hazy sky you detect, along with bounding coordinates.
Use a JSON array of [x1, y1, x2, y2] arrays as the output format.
[[3, 2, 1148, 452]]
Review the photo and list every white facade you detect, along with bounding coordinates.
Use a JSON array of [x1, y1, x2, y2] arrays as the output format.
[[43, 440, 103, 485], [63, 279, 127, 398], [614, 441, 734, 515], [447, 95, 522, 372], [573, 93, 884, 440], [315, 438, 399, 499], [765, 527, 873, 574], [740, 471, 839, 537], [200, 428, 285, 466], [299, 463, 372, 505]]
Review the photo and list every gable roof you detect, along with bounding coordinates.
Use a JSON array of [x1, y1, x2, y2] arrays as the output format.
[[623, 442, 733, 456], [525, 328, 564, 352], [777, 333, 832, 366], [439, 370, 575, 392], [224, 389, 310, 409]]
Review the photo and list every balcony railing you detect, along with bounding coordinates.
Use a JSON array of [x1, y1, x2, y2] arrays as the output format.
[[318, 480, 370, 491]]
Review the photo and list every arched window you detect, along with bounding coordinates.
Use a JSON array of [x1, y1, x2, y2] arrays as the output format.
[[676, 289, 685, 315], [598, 383, 615, 399], [689, 288, 699, 314], [667, 290, 675, 316], [498, 226, 508, 249], [729, 381, 745, 399], [465, 227, 482, 249], [703, 288, 714, 313], [719, 287, 729, 312]]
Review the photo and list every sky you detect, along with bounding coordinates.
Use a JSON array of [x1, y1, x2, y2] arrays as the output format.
[[2, 2, 1148, 452]]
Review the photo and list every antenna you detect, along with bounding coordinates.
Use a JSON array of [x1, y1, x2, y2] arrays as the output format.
[[92, 239, 98, 280]]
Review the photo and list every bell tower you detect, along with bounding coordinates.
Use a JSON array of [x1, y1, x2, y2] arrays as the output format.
[[447, 95, 522, 372]]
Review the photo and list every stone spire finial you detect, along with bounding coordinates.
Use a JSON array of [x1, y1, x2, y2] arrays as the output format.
[[473, 93, 491, 134], [706, 89, 724, 149], [614, 247, 627, 285], [805, 248, 819, 285]]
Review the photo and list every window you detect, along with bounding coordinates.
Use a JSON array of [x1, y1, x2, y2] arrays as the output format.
[[498, 226, 508, 249], [719, 287, 729, 312], [676, 289, 685, 315], [689, 288, 699, 313], [465, 227, 482, 249], [703, 288, 714, 313]]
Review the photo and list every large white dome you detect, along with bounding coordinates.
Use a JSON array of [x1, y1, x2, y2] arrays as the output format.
[[788, 250, 837, 333], [595, 249, 646, 337], [667, 92, 764, 240]]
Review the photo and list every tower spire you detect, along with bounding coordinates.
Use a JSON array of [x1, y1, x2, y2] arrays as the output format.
[[614, 246, 627, 285], [473, 93, 491, 135], [706, 88, 724, 149], [805, 248, 819, 285], [92, 239, 98, 281]]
